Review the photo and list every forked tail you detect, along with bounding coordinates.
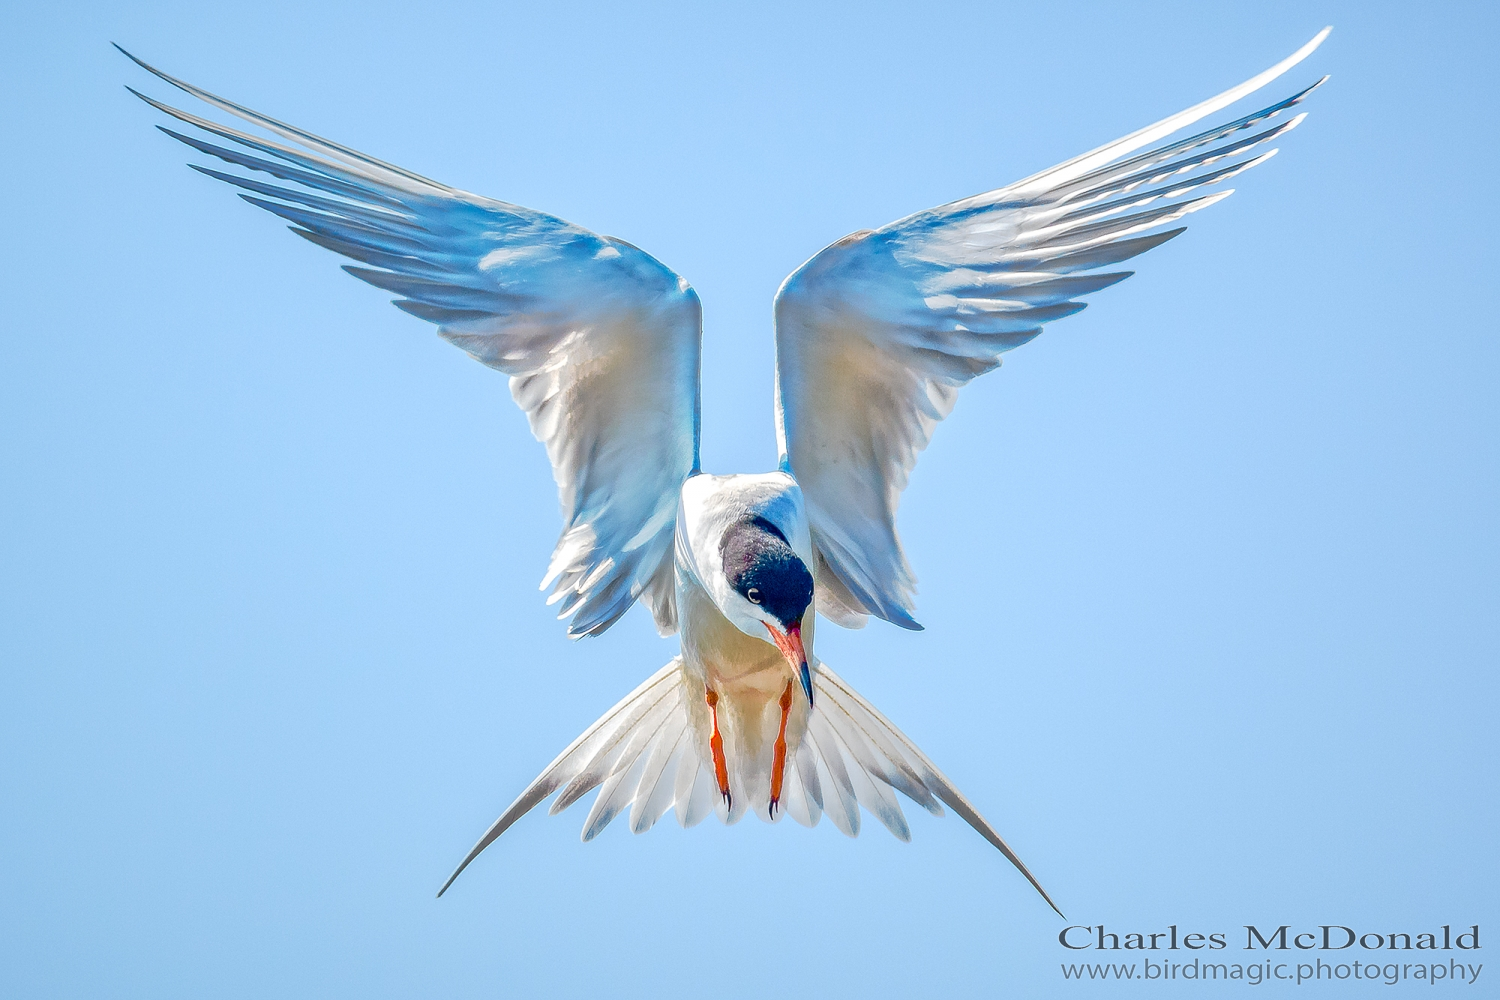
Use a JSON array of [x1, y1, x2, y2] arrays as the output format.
[[437, 659, 1061, 915]]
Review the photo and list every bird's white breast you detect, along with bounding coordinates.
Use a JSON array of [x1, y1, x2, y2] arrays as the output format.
[[672, 472, 816, 812]]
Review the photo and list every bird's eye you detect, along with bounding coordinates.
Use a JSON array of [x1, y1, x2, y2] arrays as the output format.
[[747, 587, 762, 604]]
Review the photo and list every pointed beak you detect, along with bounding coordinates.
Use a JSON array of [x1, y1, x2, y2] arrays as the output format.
[[766, 620, 814, 706]]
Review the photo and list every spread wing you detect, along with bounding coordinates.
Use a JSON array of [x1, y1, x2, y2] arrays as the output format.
[[121, 48, 702, 638], [773, 29, 1329, 629]]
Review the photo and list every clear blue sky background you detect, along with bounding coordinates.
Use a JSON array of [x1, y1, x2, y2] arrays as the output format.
[[2, 2, 1495, 996]]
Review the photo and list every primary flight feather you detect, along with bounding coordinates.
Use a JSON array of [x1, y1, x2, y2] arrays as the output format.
[[120, 27, 1330, 915]]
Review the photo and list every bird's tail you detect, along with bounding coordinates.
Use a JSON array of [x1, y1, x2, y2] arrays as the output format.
[[437, 658, 1060, 914]]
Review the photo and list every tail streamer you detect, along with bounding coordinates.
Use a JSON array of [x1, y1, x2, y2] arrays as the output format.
[[438, 660, 1060, 914]]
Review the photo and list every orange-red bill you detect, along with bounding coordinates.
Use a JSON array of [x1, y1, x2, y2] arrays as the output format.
[[765, 620, 813, 706]]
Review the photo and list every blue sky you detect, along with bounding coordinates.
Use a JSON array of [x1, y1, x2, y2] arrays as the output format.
[[2, 2, 1495, 996]]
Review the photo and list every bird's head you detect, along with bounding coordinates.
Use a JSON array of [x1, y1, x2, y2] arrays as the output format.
[[718, 514, 815, 701]]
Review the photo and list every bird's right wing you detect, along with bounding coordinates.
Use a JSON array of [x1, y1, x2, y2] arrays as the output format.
[[122, 49, 702, 638], [774, 29, 1329, 629]]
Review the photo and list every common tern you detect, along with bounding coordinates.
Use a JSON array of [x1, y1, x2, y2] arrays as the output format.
[[120, 27, 1330, 913]]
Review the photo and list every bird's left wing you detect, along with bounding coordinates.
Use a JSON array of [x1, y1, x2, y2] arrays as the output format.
[[774, 29, 1329, 630], [121, 49, 702, 638]]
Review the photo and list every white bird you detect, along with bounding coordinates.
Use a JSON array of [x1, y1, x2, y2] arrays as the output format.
[[121, 27, 1330, 914]]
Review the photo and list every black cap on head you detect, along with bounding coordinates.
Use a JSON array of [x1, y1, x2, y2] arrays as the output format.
[[720, 516, 814, 627]]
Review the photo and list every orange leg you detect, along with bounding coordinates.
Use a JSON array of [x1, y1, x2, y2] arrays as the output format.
[[705, 688, 731, 809], [769, 680, 794, 819]]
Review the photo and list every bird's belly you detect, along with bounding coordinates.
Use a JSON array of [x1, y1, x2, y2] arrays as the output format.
[[676, 579, 812, 818], [677, 576, 789, 692]]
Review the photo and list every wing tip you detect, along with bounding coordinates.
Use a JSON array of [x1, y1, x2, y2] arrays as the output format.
[[1289, 26, 1333, 68], [877, 607, 923, 631], [436, 840, 491, 898], [113, 41, 177, 90], [111, 41, 143, 67]]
